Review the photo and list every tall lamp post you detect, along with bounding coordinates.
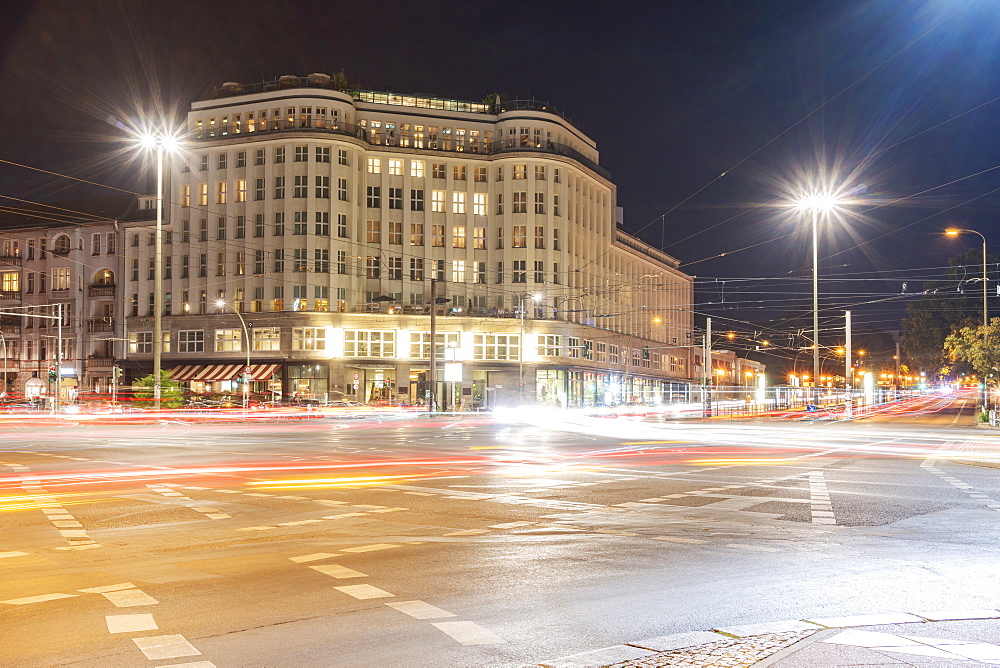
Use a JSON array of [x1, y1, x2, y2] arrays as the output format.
[[216, 300, 251, 412], [946, 228, 989, 406], [138, 132, 180, 411], [795, 194, 841, 402]]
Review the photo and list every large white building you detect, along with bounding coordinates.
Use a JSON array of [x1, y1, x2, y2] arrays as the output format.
[[5, 75, 701, 408]]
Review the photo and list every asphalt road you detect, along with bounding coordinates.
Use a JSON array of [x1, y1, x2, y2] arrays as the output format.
[[2, 391, 999, 667]]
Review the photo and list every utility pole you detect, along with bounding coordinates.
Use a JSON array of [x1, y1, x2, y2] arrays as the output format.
[[895, 341, 901, 398], [703, 316, 712, 417], [428, 278, 437, 413], [844, 310, 852, 419]]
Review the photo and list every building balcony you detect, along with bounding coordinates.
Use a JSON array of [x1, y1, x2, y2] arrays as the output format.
[[87, 317, 115, 333], [88, 285, 116, 298], [0, 255, 21, 267], [0, 324, 19, 335], [0, 290, 20, 300], [86, 356, 114, 368]]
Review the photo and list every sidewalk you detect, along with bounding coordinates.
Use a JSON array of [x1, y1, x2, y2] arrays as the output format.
[[538, 611, 1000, 667]]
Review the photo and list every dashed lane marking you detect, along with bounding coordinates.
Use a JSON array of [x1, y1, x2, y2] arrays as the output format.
[[0, 461, 100, 550], [132, 634, 202, 661], [78, 582, 135, 593], [341, 543, 400, 553], [289, 553, 339, 563], [431, 621, 505, 645], [309, 564, 368, 579], [333, 584, 395, 599], [0, 551, 29, 559], [922, 456, 1000, 511], [1, 592, 78, 605], [106, 614, 158, 633], [146, 485, 231, 520], [386, 600, 457, 620], [806, 470, 836, 524], [154, 662, 216, 668], [102, 589, 159, 607]]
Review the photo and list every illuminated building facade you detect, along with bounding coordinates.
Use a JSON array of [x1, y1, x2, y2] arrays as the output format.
[[124, 74, 698, 407]]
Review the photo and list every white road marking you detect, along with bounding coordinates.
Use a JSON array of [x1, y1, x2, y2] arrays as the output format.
[[133, 634, 202, 660], [333, 584, 395, 599], [309, 564, 367, 579], [726, 543, 781, 552], [1, 592, 77, 605], [0, 551, 29, 559], [488, 521, 536, 529], [444, 529, 492, 536], [823, 629, 1000, 662], [315, 499, 348, 505], [154, 662, 216, 668], [431, 621, 505, 645], [103, 589, 159, 607], [806, 470, 836, 524], [78, 582, 135, 593], [921, 457, 1000, 512], [341, 543, 400, 553], [290, 553, 339, 563], [107, 613, 158, 633], [651, 536, 707, 544], [385, 600, 457, 620]]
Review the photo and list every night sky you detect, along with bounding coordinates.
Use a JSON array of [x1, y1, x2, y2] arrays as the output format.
[[1, 0, 998, 359]]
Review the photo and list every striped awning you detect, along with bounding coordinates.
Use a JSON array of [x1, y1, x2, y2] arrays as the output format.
[[169, 363, 281, 382]]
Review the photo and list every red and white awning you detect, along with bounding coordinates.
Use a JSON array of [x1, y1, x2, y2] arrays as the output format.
[[168, 363, 281, 382]]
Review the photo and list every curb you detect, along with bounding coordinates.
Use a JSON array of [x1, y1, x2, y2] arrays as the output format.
[[536, 609, 1000, 667]]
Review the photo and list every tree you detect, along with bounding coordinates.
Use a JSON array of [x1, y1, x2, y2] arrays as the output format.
[[132, 369, 184, 409], [901, 248, 996, 376], [944, 318, 1000, 378]]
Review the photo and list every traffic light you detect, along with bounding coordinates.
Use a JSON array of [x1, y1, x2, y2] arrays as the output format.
[[48, 365, 57, 382], [112, 366, 122, 380], [642, 345, 650, 360]]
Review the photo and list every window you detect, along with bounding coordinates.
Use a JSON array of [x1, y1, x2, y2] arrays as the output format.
[[315, 212, 330, 236], [293, 248, 308, 271], [473, 227, 486, 249], [315, 146, 330, 163], [274, 176, 285, 199], [199, 155, 208, 171], [410, 223, 424, 246], [534, 260, 544, 283], [254, 250, 264, 274], [344, 330, 395, 357], [535, 192, 545, 214], [315, 176, 330, 198], [293, 211, 308, 235], [199, 183, 209, 206], [367, 157, 382, 174], [473, 193, 486, 216], [255, 149, 265, 165], [568, 337, 581, 359], [216, 217, 227, 240], [553, 228, 560, 250], [338, 178, 349, 201], [198, 254, 207, 277], [217, 183, 228, 207], [410, 160, 424, 177], [293, 175, 307, 198], [280, 327, 318, 352], [218, 153, 228, 170], [435, 259, 445, 280], [274, 249, 284, 273], [553, 262, 560, 284], [254, 178, 264, 201], [294, 145, 308, 162], [52, 267, 71, 290], [388, 159, 403, 176], [513, 225, 527, 248], [274, 212, 285, 236], [1, 272, 19, 292], [253, 327, 281, 351], [182, 184, 191, 206], [539, 335, 562, 357], [452, 226, 466, 248], [497, 226, 504, 249], [388, 187, 402, 209], [337, 213, 348, 238], [274, 147, 285, 163], [411, 189, 424, 211], [451, 260, 465, 283], [474, 334, 519, 361], [388, 221, 402, 245], [366, 220, 381, 243], [513, 191, 527, 213], [432, 224, 444, 247], [554, 195, 561, 217], [496, 165, 504, 181], [217, 252, 226, 275], [410, 331, 459, 359], [431, 190, 445, 212], [338, 149, 349, 165], [513, 260, 526, 283], [409, 258, 424, 281], [596, 342, 607, 363], [513, 164, 526, 180], [554, 168, 561, 183], [453, 165, 467, 181], [535, 226, 545, 248], [475, 261, 486, 284], [474, 166, 487, 182], [388, 257, 403, 280], [452, 192, 466, 214], [432, 163, 446, 179], [365, 256, 380, 278], [178, 330, 204, 353], [337, 250, 347, 274], [496, 193, 504, 215], [91, 233, 101, 256], [107, 233, 117, 255], [235, 179, 246, 202], [366, 186, 381, 208], [235, 151, 246, 168], [129, 332, 154, 354], [213, 329, 242, 352]]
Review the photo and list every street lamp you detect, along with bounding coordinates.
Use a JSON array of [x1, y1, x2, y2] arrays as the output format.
[[947, 228, 989, 408], [795, 193, 843, 401], [216, 300, 251, 412], [138, 131, 180, 410]]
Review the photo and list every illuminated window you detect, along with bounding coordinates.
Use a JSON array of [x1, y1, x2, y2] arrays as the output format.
[[431, 190, 445, 212], [474, 334, 519, 361], [1, 272, 19, 292], [236, 179, 246, 202], [253, 327, 281, 351], [182, 185, 190, 207], [345, 330, 395, 358], [534, 165, 545, 180], [432, 163, 446, 179], [473, 227, 486, 249], [292, 327, 327, 351], [451, 260, 465, 283], [473, 193, 486, 216], [474, 167, 487, 182], [452, 192, 466, 214], [539, 335, 561, 357], [513, 165, 526, 180], [513, 192, 527, 213], [513, 225, 527, 248], [214, 328, 242, 352], [388, 159, 403, 175], [535, 226, 545, 248], [432, 225, 444, 247], [366, 220, 381, 243], [409, 331, 459, 359], [410, 223, 424, 246], [452, 226, 466, 248], [199, 183, 208, 206], [367, 157, 381, 174], [410, 160, 424, 177], [453, 165, 467, 181], [388, 221, 402, 245], [51, 267, 71, 290]]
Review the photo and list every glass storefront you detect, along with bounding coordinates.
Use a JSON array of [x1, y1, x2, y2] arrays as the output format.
[[536, 368, 689, 408], [287, 363, 328, 401]]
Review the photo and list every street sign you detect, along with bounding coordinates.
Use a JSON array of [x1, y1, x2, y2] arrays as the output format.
[[353, 372, 360, 380], [245, 366, 252, 374]]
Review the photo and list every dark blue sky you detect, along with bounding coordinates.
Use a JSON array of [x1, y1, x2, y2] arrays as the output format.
[[1, 0, 998, 342]]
